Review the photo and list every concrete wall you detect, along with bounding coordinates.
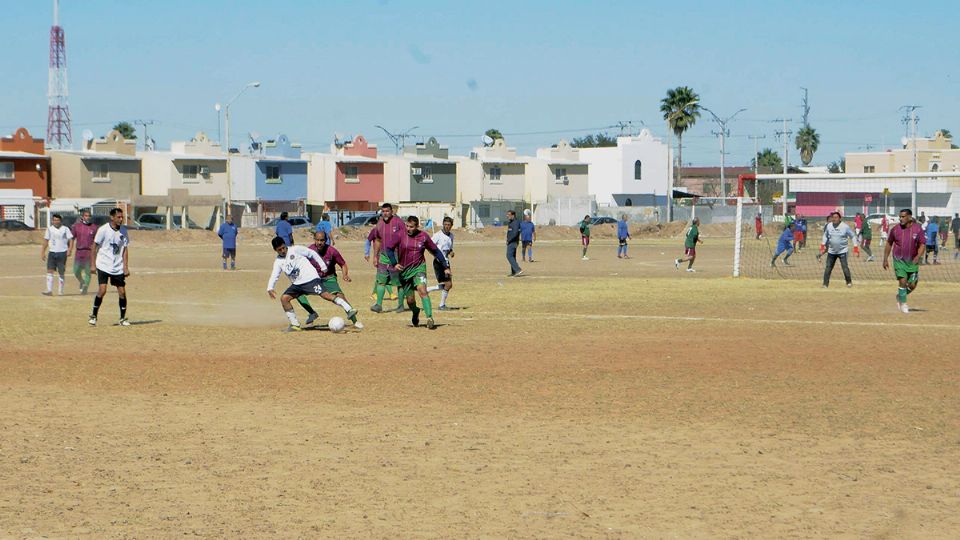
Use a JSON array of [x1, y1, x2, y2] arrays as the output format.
[[229, 156, 257, 201], [335, 162, 384, 203], [533, 196, 596, 226]]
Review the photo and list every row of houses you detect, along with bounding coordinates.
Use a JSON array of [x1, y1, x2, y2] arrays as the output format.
[[0, 126, 673, 228]]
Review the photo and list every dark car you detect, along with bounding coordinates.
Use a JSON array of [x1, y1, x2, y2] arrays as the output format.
[[137, 213, 202, 230], [344, 214, 379, 227], [591, 216, 618, 225], [264, 215, 314, 229], [0, 220, 34, 231]]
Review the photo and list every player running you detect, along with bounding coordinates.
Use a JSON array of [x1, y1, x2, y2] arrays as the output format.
[[367, 203, 405, 313], [426, 216, 455, 310], [307, 230, 363, 329], [384, 216, 450, 329], [89, 208, 130, 326], [674, 217, 702, 272], [770, 222, 796, 267], [578, 215, 591, 260], [883, 209, 925, 314], [267, 236, 349, 331]]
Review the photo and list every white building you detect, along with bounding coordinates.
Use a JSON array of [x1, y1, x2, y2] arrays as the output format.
[[138, 132, 227, 227], [578, 130, 672, 207], [527, 140, 593, 225]]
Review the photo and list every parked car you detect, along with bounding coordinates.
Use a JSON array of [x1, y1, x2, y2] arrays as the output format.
[[591, 216, 618, 225], [866, 213, 896, 226], [0, 220, 34, 231], [264, 216, 313, 229], [344, 214, 379, 227], [137, 213, 202, 230]]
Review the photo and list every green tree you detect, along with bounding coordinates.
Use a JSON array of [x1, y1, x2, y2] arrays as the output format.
[[484, 128, 503, 146], [753, 148, 783, 171], [794, 125, 820, 165], [828, 158, 845, 173], [113, 121, 137, 140], [660, 86, 700, 188], [570, 132, 618, 148], [940, 128, 958, 149]]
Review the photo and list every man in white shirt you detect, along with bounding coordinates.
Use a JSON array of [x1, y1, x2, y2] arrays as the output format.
[[89, 208, 131, 326], [41, 213, 74, 296], [267, 236, 345, 331], [426, 216, 455, 309]]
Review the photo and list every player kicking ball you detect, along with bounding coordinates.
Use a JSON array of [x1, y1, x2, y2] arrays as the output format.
[[385, 216, 450, 329], [266, 236, 356, 332], [308, 230, 363, 329]]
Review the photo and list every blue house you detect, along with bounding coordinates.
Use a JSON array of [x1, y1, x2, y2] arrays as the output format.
[[229, 134, 309, 226]]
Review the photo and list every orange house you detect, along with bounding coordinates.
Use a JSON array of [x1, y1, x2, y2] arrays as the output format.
[[0, 128, 50, 197], [332, 135, 385, 212]]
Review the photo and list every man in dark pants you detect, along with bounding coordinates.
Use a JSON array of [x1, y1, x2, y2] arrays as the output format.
[[820, 211, 855, 288], [505, 210, 522, 277]]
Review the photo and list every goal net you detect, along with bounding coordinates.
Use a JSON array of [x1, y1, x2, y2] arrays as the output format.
[[732, 173, 960, 282]]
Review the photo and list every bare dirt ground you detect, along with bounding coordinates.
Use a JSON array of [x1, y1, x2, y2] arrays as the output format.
[[1, 231, 958, 538]]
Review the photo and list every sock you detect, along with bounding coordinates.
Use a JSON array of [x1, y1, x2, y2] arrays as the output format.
[[426, 284, 440, 293], [334, 297, 353, 313], [58, 276, 64, 293], [422, 295, 433, 317], [297, 297, 317, 315], [223, 260, 227, 269], [92, 295, 103, 316], [119, 296, 127, 319], [46, 274, 53, 292], [898, 287, 908, 303], [230, 261, 235, 269], [582, 247, 587, 257], [528, 248, 533, 259], [285, 309, 299, 326], [375, 284, 386, 305], [440, 289, 449, 306]]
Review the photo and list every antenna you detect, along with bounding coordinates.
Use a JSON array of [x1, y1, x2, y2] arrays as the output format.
[[82, 129, 94, 142], [375, 125, 418, 154], [800, 87, 810, 127], [133, 119, 156, 150], [46, 0, 72, 149]]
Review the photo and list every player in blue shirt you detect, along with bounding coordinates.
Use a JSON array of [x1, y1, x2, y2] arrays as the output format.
[[924, 217, 940, 264], [520, 212, 536, 262], [314, 213, 334, 246], [217, 214, 239, 270], [770, 222, 796, 267], [275, 212, 294, 246], [617, 215, 631, 259]]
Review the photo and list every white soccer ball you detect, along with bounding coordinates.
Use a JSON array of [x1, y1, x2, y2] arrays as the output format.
[[328, 316, 346, 333]]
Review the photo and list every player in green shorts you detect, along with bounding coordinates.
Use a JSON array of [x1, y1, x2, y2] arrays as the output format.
[[883, 208, 925, 314], [367, 204, 406, 313], [384, 215, 450, 329]]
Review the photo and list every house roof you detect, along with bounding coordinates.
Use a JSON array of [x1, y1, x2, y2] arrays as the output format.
[[52, 150, 140, 161], [141, 152, 227, 161], [0, 151, 49, 159], [409, 157, 456, 165], [336, 156, 385, 164], [480, 158, 527, 165], [542, 159, 588, 166]]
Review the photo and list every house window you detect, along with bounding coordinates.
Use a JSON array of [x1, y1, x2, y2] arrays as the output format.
[[931, 163, 939, 172], [266, 164, 282, 184], [91, 163, 110, 182], [555, 168, 567, 184], [863, 165, 875, 173], [421, 166, 433, 182], [182, 164, 199, 181], [199, 164, 210, 178], [0, 162, 13, 180], [634, 160, 642, 180], [488, 166, 502, 183], [345, 166, 359, 183], [625, 198, 633, 206], [478, 204, 490, 218]]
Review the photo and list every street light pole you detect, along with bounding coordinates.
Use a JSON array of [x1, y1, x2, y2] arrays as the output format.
[[665, 99, 699, 222], [223, 81, 261, 220], [701, 106, 746, 200]]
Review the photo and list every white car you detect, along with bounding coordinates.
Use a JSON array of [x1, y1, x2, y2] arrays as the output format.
[[866, 213, 896, 226]]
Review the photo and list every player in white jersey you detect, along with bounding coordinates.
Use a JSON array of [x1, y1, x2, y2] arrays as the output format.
[[41, 213, 74, 296], [89, 208, 130, 326], [267, 236, 347, 331], [426, 216, 455, 309]]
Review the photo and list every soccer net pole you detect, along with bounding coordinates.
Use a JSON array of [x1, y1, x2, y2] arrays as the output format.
[[734, 197, 743, 277]]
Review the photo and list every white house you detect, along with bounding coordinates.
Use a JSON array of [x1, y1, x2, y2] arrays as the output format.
[[527, 140, 593, 225], [138, 132, 227, 227], [578, 130, 672, 207], [456, 138, 528, 227]]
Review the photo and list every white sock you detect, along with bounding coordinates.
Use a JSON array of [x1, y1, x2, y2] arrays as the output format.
[[285, 309, 299, 326], [58, 276, 64, 293], [440, 289, 449, 306], [46, 274, 53, 292], [426, 284, 440, 292], [334, 297, 353, 312]]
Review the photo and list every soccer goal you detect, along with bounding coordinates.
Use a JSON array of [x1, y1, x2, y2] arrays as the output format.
[[732, 172, 960, 282]]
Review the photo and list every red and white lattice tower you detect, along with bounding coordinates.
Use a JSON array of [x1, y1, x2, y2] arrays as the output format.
[[46, 0, 71, 149]]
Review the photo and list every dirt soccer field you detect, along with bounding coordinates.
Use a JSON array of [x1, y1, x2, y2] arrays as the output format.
[[1, 231, 958, 538]]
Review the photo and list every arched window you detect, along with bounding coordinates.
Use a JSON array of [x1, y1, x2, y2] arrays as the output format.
[[634, 160, 642, 180], [931, 163, 939, 172], [625, 198, 633, 206]]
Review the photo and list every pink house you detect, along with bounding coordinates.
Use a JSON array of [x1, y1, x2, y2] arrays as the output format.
[[332, 135, 384, 212]]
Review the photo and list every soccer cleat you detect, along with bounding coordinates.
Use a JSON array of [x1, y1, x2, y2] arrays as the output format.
[[866, 256, 875, 262], [581, 256, 589, 261], [438, 305, 449, 311], [118, 318, 131, 327], [515, 270, 524, 277], [80, 286, 88, 295], [783, 261, 792, 266], [770, 261, 776, 268], [353, 321, 364, 330], [426, 317, 435, 329], [675, 259, 681, 270], [42, 291, 52, 296], [88, 315, 97, 326], [846, 283, 853, 288], [394, 305, 406, 313], [388, 292, 399, 301], [900, 303, 910, 314], [411, 306, 421, 327], [305, 312, 319, 326], [285, 324, 303, 332], [370, 304, 383, 313], [346, 309, 358, 320], [686, 268, 696, 272]]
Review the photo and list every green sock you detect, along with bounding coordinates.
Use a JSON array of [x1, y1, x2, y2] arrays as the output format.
[[297, 297, 316, 314], [906, 286, 914, 295], [386, 285, 395, 295], [375, 284, 386, 305], [422, 295, 433, 318], [898, 288, 908, 303], [349, 313, 357, 323]]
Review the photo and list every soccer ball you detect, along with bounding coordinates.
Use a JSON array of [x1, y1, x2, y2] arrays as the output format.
[[328, 316, 346, 333]]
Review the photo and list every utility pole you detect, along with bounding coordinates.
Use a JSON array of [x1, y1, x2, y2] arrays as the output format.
[[702, 107, 746, 199], [800, 88, 810, 127], [773, 118, 793, 215], [900, 105, 921, 211], [134, 119, 156, 151], [375, 125, 418, 154], [613, 120, 644, 137], [747, 134, 766, 199]]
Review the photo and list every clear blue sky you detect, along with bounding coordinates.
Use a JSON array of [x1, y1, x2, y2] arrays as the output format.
[[3, 0, 958, 166]]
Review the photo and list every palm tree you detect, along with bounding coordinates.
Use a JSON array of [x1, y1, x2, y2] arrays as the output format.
[[660, 86, 700, 191], [794, 125, 820, 166]]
